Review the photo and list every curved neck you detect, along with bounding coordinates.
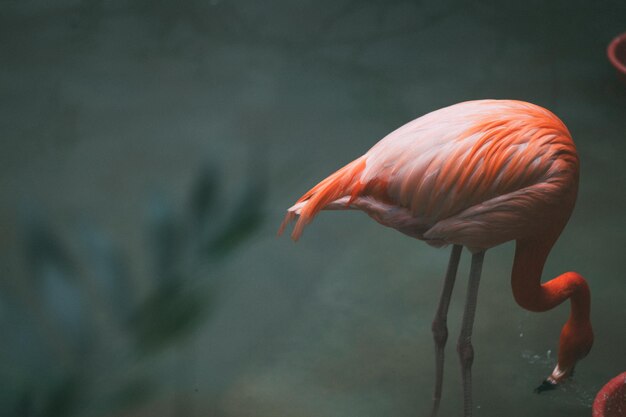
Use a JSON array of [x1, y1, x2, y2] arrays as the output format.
[[511, 238, 590, 324]]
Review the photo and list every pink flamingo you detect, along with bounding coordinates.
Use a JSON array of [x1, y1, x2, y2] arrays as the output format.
[[278, 100, 593, 417], [594, 372, 626, 417]]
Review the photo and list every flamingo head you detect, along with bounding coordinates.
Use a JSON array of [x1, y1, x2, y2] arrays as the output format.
[[535, 318, 594, 393]]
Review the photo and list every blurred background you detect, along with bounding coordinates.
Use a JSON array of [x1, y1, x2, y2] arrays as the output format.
[[1, 0, 626, 416]]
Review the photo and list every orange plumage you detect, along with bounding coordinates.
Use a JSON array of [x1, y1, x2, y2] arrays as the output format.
[[280, 100, 578, 250], [279, 99, 592, 417]]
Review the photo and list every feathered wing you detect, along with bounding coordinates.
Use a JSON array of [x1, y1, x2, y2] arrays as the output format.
[[280, 100, 578, 248]]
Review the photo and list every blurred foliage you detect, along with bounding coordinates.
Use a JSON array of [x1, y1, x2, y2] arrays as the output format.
[[205, 178, 265, 259], [107, 377, 156, 414], [40, 374, 81, 417], [132, 281, 207, 353], [1, 163, 265, 416], [24, 217, 76, 284]]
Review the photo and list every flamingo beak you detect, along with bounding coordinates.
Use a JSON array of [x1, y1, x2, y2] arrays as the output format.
[[534, 363, 575, 394], [534, 379, 557, 393]]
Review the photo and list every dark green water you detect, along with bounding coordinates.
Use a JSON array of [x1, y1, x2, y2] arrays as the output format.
[[1, 1, 625, 416]]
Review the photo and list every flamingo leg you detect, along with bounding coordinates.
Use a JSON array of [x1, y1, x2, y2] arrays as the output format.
[[457, 250, 485, 417], [430, 244, 462, 417]]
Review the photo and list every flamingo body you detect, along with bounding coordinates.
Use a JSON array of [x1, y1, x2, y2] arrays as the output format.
[[280, 100, 578, 251]]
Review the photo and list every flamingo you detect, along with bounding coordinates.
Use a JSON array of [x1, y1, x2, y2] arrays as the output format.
[[278, 100, 593, 417]]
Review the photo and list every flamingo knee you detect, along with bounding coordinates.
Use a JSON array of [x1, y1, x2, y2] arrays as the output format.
[[432, 318, 449, 347], [457, 338, 475, 367]]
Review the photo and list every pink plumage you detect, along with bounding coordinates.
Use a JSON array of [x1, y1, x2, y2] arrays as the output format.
[[279, 99, 578, 251]]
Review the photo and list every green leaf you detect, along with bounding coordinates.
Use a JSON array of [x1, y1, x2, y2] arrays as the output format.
[[80, 225, 133, 323], [147, 197, 183, 285], [205, 181, 264, 258], [41, 373, 81, 417], [189, 165, 219, 225], [23, 216, 75, 284], [108, 377, 155, 413], [131, 281, 208, 353], [10, 388, 35, 417]]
